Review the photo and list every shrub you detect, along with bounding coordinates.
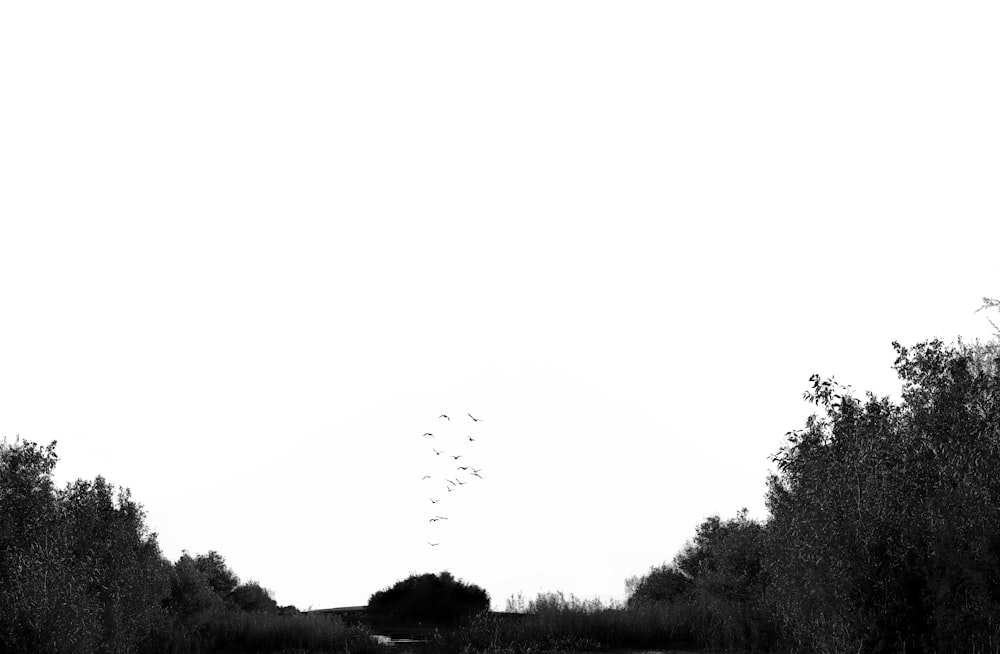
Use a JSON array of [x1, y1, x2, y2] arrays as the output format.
[[367, 571, 489, 625], [432, 594, 675, 654], [230, 581, 280, 614], [201, 611, 383, 654], [626, 564, 692, 607]]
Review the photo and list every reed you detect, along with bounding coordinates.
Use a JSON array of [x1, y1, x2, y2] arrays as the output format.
[[156, 610, 388, 654]]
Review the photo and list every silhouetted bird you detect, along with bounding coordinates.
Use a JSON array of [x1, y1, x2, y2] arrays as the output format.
[[428, 542, 439, 546], [457, 466, 470, 471], [429, 517, 442, 522], [447, 487, 454, 492], [468, 413, 483, 422], [471, 468, 482, 474], [430, 498, 439, 503], [467, 435, 476, 441], [433, 448, 443, 455], [439, 414, 450, 420], [421, 475, 432, 480], [423, 433, 434, 438], [434, 516, 448, 520], [445, 479, 457, 486], [451, 455, 462, 460], [456, 479, 467, 486], [472, 471, 483, 479]]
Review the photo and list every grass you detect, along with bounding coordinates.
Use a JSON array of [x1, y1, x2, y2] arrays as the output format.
[[158, 610, 390, 654], [414, 589, 787, 654], [422, 596, 688, 654]]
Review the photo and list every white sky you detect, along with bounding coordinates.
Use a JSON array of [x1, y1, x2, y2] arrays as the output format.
[[1, 2, 998, 611]]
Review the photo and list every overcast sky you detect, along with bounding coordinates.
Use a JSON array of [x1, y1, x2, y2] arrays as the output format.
[[2, 2, 998, 611]]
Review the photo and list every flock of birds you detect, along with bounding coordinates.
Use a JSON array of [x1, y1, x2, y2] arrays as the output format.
[[422, 412, 485, 547]]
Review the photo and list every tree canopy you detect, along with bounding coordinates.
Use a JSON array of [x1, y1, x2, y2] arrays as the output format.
[[367, 571, 490, 624], [0, 438, 292, 653], [625, 305, 1000, 652], [765, 336, 1000, 653]]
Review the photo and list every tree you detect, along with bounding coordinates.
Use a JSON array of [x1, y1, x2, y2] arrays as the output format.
[[766, 337, 1000, 653], [0, 439, 98, 653], [626, 564, 692, 606], [367, 571, 490, 624], [167, 553, 223, 631], [0, 439, 171, 654], [670, 510, 767, 602], [58, 477, 171, 653], [229, 581, 279, 614], [194, 550, 240, 599]]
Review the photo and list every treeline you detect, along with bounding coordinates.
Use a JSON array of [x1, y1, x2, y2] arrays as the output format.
[[624, 335, 1000, 653], [361, 329, 1000, 654], [0, 440, 377, 654], [5, 319, 1000, 654]]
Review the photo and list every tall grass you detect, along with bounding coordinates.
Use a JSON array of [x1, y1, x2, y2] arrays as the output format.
[[426, 594, 684, 654], [424, 589, 784, 654], [155, 610, 387, 654]]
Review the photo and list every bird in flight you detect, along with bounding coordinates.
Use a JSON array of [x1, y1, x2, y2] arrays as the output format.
[[451, 455, 462, 460], [471, 471, 483, 479], [445, 478, 457, 486], [468, 413, 483, 422], [433, 448, 443, 456], [471, 468, 482, 474], [467, 435, 475, 442], [457, 466, 470, 471], [428, 542, 439, 546], [429, 517, 443, 522], [434, 516, 448, 520], [430, 498, 439, 504], [446, 487, 454, 492], [439, 414, 450, 420], [456, 479, 467, 486], [421, 475, 432, 480], [422, 433, 434, 438]]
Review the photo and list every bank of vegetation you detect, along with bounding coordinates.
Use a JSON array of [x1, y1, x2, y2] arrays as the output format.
[[0, 439, 381, 654], [475, 325, 1000, 654], [3, 300, 1000, 653]]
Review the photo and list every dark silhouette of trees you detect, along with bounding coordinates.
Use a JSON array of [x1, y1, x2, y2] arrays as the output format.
[[626, 511, 777, 651], [671, 510, 767, 603], [167, 552, 224, 632], [625, 305, 1000, 653], [194, 549, 240, 599], [0, 438, 312, 653], [229, 581, 279, 614], [0, 439, 170, 653], [367, 571, 490, 624], [625, 564, 692, 606], [766, 336, 1000, 653], [59, 477, 172, 653]]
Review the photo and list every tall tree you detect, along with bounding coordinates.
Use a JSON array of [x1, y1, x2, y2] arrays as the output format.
[[766, 337, 1000, 653], [0, 440, 171, 654]]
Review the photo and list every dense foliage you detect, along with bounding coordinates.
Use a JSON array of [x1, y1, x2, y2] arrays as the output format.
[[623, 511, 777, 652], [367, 571, 490, 624], [765, 337, 1000, 653], [0, 441, 170, 653], [5, 301, 1000, 653], [433, 594, 676, 654], [621, 324, 1000, 653], [0, 438, 373, 654]]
